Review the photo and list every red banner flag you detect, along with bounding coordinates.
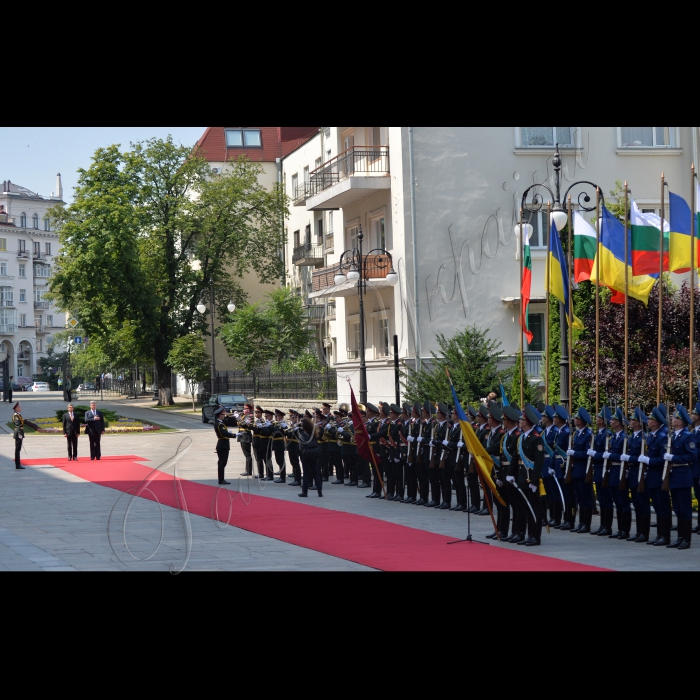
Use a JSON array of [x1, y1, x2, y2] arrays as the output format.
[[350, 385, 374, 464]]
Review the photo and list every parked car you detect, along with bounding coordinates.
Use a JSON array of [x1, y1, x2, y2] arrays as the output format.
[[16, 377, 33, 390], [0, 380, 25, 392], [77, 382, 96, 392], [30, 381, 50, 392], [201, 394, 248, 424]]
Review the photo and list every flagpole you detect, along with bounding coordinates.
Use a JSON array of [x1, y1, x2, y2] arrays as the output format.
[[595, 188, 601, 417], [567, 195, 574, 412], [691, 163, 696, 409], [546, 203, 551, 404], [657, 173, 665, 405], [624, 182, 629, 415], [520, 206, 525, 408]]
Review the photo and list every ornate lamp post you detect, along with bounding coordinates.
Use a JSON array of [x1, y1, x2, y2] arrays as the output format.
[[334, 226, 399, 404], [197, 277, 236, 398]]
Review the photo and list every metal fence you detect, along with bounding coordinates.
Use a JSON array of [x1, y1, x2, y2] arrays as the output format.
[[73, 365, 178, 400], [201, 369, 337, 402]]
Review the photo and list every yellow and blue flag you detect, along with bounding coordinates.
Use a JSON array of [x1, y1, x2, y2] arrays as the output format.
[[548, 221, 584, 330], [669, 190, 700, 274]]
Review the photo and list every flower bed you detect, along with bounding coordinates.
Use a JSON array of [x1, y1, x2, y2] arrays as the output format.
[[25, 416, 161, 434]]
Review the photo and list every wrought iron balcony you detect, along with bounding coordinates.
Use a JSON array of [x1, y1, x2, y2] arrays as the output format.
[[325, 232, 334, 250], [0, 324, 17, 333], [293, 182, 312, 207], [292, 243, 324, 267], [304, 303, 326, 323], [34, 301, 50, 309], [311, 255, 392, 298]]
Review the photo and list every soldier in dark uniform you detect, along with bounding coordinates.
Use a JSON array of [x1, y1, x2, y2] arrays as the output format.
[[473, 405, 492, 515], [447, 407, 467, 511], [515, 405, 545, 546], [251, 406, 266, 479], [214, 406, 235, 485], [690, 404, 700, 535], [364, 403, 381, 496], [427, 403, 450, 508], [403, 403, 420, 504], [484, 403, 506, 539], [388, 404, 404, 501], [272, 409, 288, 483], [566, 408, 594, 534], [327, 409, 345, 485], [540, 406, 559, 527], [12, 402, 25, 469], [413, 402, 434, 506], [464, 405, 482, 513], [337, 408, 358, 486], [320, 402, 334, 481], [397, 404, 412, 501], [552, 406, 574, 530], [357, 403, 372, 489], [501, 405, 526, 543], [664, 405, 697, 550], [604, 407, 631, 540], [237, 403, 254, 477], [285, 410, 302, 487], [588, 407, 614, 537], [620, 407, 650, 542], [261, 410, 276, 481]]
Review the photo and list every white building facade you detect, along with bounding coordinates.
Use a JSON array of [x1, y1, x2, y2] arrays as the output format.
[[283, 127, 698, 405], [0, 176, 65, 378]]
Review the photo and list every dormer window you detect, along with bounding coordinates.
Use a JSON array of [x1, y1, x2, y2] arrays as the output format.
[[225, 128, 262, 148]]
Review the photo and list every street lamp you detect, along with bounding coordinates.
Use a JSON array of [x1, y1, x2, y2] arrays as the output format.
[[335, 225, 399, 404], [518, 144, 603, 410], [197, 276, 236, 398]]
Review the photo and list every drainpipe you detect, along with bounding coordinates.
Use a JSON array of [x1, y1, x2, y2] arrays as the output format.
[[277, 157, 285, 287], [408, 127, 421, 372]]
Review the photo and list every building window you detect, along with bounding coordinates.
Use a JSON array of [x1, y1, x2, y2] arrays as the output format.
[[225, 128, 262, 148], [33, 242, 40, 256], [291, 173, 298, 198], [34, 316, 41, 329], [32, 213, 39, 229], [36, 339, 42, 352], [305, 224, 311, 246], [347, 321, 361, 360], [620, 127, 676, 148], [0, 289, 13, 306], [524, 210, 550, 250], [304, 166, 310, 186], [0, 263, 5, 276], [20, 314, 26, 326], [527, 313, 545, 352], [17, 365, 22, 377], [19, 240, 25, 253], [45, 242, 51, 255], [316, 218, 324, 245], [347, 225, 359, 251], [19, 264, 25, 278], [373, 216, 386, 250], [20, 213, 26, 228], [519, 127, 574, 148], [44, 218, 50, 231], [46, 314, 53, 327], [34, 264, 51, 278], [375, 317, 390, 358], [0, 238, 6, 251], [19, 289, 25, 302], [294, 230, 300, 248], [0, 309, 16, 329]]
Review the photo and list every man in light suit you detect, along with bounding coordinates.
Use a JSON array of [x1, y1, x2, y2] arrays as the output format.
[[62, 403, 81, 461], [85, 401, 105, 461]]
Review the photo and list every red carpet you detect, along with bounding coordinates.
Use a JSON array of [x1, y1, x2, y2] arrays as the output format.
[[26, 456, 607, 572]]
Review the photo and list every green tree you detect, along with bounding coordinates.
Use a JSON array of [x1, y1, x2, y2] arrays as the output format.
[[220, 287, 314, 372], [510, 351, 536, 406], [48, 139, 288, 405], [166, 335, 211, 411], [402, 325, 511, 406]]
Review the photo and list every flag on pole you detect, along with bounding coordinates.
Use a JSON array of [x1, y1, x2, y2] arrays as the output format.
[[499, 383, 510, 407], [668, 190, 700, 273], [630, 199, 669, 276], [573, 211, 597, 282], [449, 384, 505, 507], [591, 206, 658, 306], [520, 224, 533, 343], [350, 385, 375, 465], [548, 220, 584, 330]]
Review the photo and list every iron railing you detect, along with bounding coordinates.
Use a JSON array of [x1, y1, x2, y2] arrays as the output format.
[[292, 243, 324, 264], [312, 254, 391, 293], [305, 304, 326, 321], [325, 232, 334, 250], [308, 146, 389, 198]]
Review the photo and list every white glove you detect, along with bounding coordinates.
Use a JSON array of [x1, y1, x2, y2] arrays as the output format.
[[639, 455, 650, 465], [603, 452, 611, 460], [566, 450, 575, 457], [407, 436, 415, 443], [529, 484, 538, 493], [417, 437, 424, 443], [506, 476, 515, 484], [620, 454, 630, 463], [664, 453, 674, 462], [280, 422, 287, 429], [587, 449, 596, 458], [457, 441, 464, 448], [496, 480, 503, 487], [442, 440, 449, 447]]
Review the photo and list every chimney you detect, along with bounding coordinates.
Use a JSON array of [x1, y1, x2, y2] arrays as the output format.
[[56, 173, 63, 200]]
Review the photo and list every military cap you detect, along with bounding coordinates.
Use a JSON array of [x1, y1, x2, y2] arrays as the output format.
[[358, 404, 367, 414], [322, 403, 332, 409], [523, 404, 542, 426], [489, 403, 504, 422], [503, 405, 522, 422], [263, 410, 275, 418], [378, 402, 390, 415], [412, 402, 421, 416], [402, 402, 411, 414], [333, 410, 342, 417], [597, 406, 613, 423], [574, 407, 592, 425], [274, 409, 285, 417], [674, 405, 692, 426], [612, 407, 628, 425], [366, 403, 379, 414], [338, 408, 349, 417], [658, 404, 668, 418], [304, 410, 313, 418], [289, 409, 300, 417], [629, 407, 647, 425], [648, 405, 667, 426], [509, 402, 520, 412], [479, 404, 490, 419], [213, 406, 227, 417], [692, 402, 700, 417], [554, 405, 570, 422], [436, 403, 448, 417], [390, 404, 402, 415], [244, 403, 254, 411], [467, 405, 478, 419], [544, 405, 556, 420], [255, 406, 264, 413], [423, 401, 436, 416]]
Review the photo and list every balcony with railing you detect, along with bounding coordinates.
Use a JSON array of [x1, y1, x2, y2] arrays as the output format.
[[0, 324, 17, 334], [306, 146, 391, 211], [16, 250, 29, 259], [35, 324, 48, 334], [304, 303, 326, 325], [34, 301, 50, 309], [292, 242, 324, 268], [293, 181, 312, 207], [325, 232, 334, 251], [310, 255, 393, 299]]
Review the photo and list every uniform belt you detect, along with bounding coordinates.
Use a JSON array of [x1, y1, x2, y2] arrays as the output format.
[[610, 462, 621, 466], [671, 463, 690, 467], [502, 461, 510, 467]]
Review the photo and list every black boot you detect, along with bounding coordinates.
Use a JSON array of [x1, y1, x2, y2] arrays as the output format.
[[627, 511, 641, 541], [667, 516, 686, 548], [635, 514, 651, 543], [679, 519, 692, 550], [578, 507, 591, 534], [653, 516, 671, 546], [609, 509, 623, 538], [617, 511, 631, 540], [647, 516, 664, 545]]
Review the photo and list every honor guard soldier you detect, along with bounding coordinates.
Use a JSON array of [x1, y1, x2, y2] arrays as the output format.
[[663, 405, 697, 550], [388, 404, 404, 501], [337, 407, 358, 487], [237, 403, 255, 477], [690, 404, 700, 535], [588, 407, 614, 537], [427, 403, 450, 508], [552, 406, 574, 530], [474, 405, 492, 515], [484, 403, 506, 539], [637, 405, 670, 546], [251, 406, 266, 480], [12, 402, 24, 469], [320, 403, 334, 481], [261, 410, 276, 481], [515, 404, 545, 547], [404, 403, 422, 504], [620, 407, 650, 542], [540, 407, 559, 527], [397, 404, 411, 501], [566, 407, 594, 533], [365, 403, 385, 498], [214, 406, 235, 485], [604, 408, 632, 540], [328, 408, 345, 484], [501, 404, 525, 543], [272, 409, 288, 483], [448, 407, 467, 511], [465, 405, 482, 513], [285, 410, 302, 487], [356, 403, 372, 489], [414, 402, 435, 506]]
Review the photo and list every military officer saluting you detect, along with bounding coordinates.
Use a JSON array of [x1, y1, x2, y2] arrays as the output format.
[[12, 402, 25, 469], [663, 405, 697, 550]]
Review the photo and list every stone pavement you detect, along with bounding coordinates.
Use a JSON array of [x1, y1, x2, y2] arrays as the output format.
[[0, 393, 697, 572]]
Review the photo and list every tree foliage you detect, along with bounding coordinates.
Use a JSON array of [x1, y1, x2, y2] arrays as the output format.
[[402, 325, 512, 406], [166, 335, 211, 410], [47, 138, 288, 404]]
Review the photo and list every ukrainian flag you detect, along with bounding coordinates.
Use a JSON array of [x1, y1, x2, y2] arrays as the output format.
[[450, 385, 505, 507], [590, 206, 658, 306], [548, 221, 584, 330], [669, 191, 700, 274]]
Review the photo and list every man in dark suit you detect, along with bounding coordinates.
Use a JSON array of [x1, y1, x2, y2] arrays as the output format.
[[84, 401, 105, 461], [62, 403, 81, 461]]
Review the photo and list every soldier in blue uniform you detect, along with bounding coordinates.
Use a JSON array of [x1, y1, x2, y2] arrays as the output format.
[[552, 406, 574, 530], [691, 404, 700, 534], [540, 406, 560, 527], [566, 408, 594, 533], [603, 408, 632, 540], [620, 408, 650, 542], [588, 407, 613, 537], [663, 405, 697, 550], [637, 405, 670, 546]]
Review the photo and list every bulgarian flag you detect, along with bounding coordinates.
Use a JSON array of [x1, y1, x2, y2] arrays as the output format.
[[631, 200, 669, 276], [573, 211, 597, 282], [520, 225, 533, 343]]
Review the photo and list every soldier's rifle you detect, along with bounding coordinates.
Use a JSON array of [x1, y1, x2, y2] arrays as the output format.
[[428, 418, 436, 467], [618, 434, 629, 491], [415, 420, 424, 466], [564, 419, 574, 485], [584, 429, 596, 485], [637, 426, 648, 494], [661, 416, 674, 493], [601, 431, 612, 489]]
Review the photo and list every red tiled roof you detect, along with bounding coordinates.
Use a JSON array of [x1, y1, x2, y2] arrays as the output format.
[[196, 127, 318, 163]]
